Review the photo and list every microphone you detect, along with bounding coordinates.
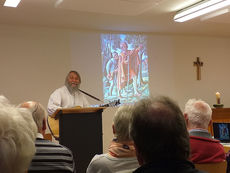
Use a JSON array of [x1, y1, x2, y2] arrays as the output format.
[[78, 89, 103, 102]]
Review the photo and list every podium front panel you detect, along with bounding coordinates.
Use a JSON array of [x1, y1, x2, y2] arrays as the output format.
[[59, 110, 103, 173]]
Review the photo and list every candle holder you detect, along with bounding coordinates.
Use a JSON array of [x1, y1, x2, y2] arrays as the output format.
[[213, 104, 224, 108]]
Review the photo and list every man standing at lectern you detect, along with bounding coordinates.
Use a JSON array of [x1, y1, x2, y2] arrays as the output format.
[[48, 70, 90, 115]]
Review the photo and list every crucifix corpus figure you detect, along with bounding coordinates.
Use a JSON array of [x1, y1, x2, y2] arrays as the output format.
[[193, 57, 203, 80]]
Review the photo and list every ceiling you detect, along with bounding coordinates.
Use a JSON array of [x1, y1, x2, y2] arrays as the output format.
[[1, 0, 230, 36]]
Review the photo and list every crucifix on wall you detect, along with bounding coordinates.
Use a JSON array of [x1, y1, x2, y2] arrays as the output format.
[[193, 57, 203, 80]]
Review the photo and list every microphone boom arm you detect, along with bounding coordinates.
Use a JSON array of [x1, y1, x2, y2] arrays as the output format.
[[78, 89, 102, 102]]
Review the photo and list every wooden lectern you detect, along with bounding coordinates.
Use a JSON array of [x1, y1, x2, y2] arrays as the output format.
[[49, 107, 104, 173]]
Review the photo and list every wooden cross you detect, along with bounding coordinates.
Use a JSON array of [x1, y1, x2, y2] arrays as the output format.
[[193, 57, 203, 80]]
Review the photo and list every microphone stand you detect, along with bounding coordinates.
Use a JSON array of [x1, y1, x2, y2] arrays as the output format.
[[78, 89, 103, 102]]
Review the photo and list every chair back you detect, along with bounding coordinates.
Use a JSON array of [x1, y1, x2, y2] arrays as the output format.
[[195, 161, 227, 173]]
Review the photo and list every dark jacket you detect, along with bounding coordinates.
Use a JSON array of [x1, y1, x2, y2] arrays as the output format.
[[133, 160, 206, 173]]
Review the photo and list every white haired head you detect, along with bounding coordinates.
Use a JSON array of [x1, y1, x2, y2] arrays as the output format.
[[0, 96, 37, 173], [113, 105, 133, 141], [0, 95, 10, 104], [184, 99, 212, 129]]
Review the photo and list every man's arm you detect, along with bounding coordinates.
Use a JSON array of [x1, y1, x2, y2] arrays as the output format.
[[47, 90, 62, 115]]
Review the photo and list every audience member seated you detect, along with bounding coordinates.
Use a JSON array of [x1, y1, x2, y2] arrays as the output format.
[[184, 98, 226, 163], [130, 96, 204, 173], [20, 101, 76, 173], [87, 105, 139, 173], [0, 95, 37, 173]]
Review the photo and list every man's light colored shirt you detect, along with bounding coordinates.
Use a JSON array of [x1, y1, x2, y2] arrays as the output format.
[[47, 86, 90, 115], [87, 153, 139, 173]]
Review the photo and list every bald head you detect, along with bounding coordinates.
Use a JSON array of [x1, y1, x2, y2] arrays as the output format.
[[20, 101, 47, 133], [20, 101, 36, 109]]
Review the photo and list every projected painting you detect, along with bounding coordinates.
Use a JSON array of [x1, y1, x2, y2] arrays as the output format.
[[101, 34, 149, 104]]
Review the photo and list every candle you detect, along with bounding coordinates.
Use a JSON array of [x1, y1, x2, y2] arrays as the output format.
[[216, 92, 221, 104]]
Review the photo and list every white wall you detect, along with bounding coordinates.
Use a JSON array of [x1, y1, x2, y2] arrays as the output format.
[[171, 35, 230, 108], [1, 24, 230, 152], [0, 25, 71, 105]]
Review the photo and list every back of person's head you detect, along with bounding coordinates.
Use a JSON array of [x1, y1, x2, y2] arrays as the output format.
[[19, 101, 47, 132], [113, 105, 133, 141], [130, 96, 190, 164], [0, 95, 37, 173], [184, 98, 212, 129]]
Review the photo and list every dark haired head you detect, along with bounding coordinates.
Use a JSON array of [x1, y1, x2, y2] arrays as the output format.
[[130, 96, 190, 164]]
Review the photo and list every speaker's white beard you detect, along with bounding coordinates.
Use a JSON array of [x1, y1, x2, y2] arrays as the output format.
[[65, 81, 80, 94]]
